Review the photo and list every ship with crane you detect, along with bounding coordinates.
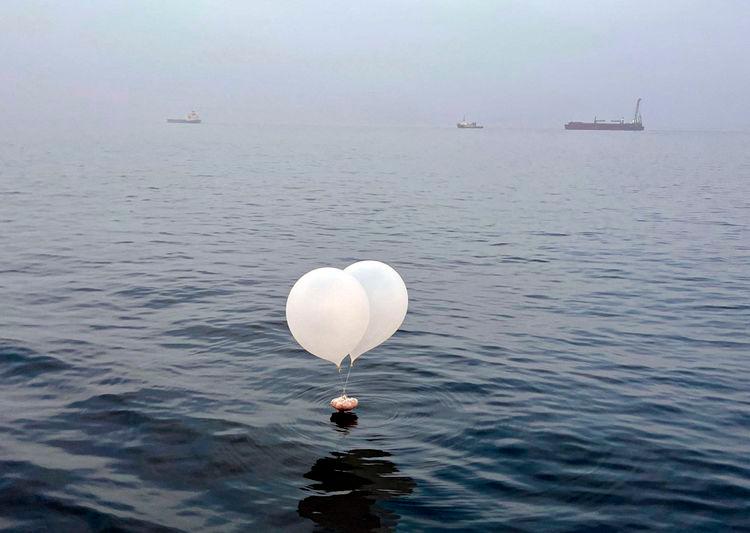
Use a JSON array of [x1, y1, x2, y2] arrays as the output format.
[[565, 98, 644, 131]]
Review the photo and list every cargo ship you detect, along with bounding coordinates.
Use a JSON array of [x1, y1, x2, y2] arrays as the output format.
[[565, 98, 643, 131], [457, 116, 483, 129], [167, 111, 201, 124]]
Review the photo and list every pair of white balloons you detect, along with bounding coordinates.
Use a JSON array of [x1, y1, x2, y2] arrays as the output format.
[[286, 261, 408, 368]]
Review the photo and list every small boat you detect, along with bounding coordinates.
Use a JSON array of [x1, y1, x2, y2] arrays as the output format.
[[167, 111, 201, 124], [457, 116, 483, 129]]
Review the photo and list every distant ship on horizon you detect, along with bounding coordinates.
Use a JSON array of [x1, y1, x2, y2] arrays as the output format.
[[457, 116, 483, 129], [167, 111, 201, 124], [565, 98, 644, 131]]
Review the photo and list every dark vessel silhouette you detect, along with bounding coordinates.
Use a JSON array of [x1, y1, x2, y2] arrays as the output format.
[[565, 98, 644, 131]]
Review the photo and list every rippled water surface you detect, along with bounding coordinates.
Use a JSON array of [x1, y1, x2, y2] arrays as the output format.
[[1, 125, 749, 531]]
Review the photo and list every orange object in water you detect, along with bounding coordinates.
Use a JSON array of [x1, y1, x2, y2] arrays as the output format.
[[330, 395, 358, 412]]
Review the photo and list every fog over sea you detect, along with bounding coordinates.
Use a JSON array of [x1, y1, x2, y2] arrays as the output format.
[[1, 125, 749, 531]]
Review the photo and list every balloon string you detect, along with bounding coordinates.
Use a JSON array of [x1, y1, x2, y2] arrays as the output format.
[[342, 359, 353, 396]]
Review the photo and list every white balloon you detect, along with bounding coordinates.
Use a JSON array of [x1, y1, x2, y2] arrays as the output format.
[[286, 267, 370, 368], [344, 261, 408, 363]]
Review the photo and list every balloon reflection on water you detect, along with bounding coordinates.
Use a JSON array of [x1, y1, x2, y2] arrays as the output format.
[[330, 411, 358, 432], [298, 449, 415, 533]]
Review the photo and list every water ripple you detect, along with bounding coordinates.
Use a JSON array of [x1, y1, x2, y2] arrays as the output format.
[[1, 127, 749, 531]]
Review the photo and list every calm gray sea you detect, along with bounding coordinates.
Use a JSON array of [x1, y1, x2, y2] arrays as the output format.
[[1, 125, 749, 531]]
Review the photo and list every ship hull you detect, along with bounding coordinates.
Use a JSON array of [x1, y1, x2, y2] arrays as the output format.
[[457, 125, 484, 129], [167, 119, 202, 124], [565, 122, 643, 131]]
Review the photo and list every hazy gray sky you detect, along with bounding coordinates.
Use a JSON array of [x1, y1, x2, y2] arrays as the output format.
[[2, 0, 748, 129]]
